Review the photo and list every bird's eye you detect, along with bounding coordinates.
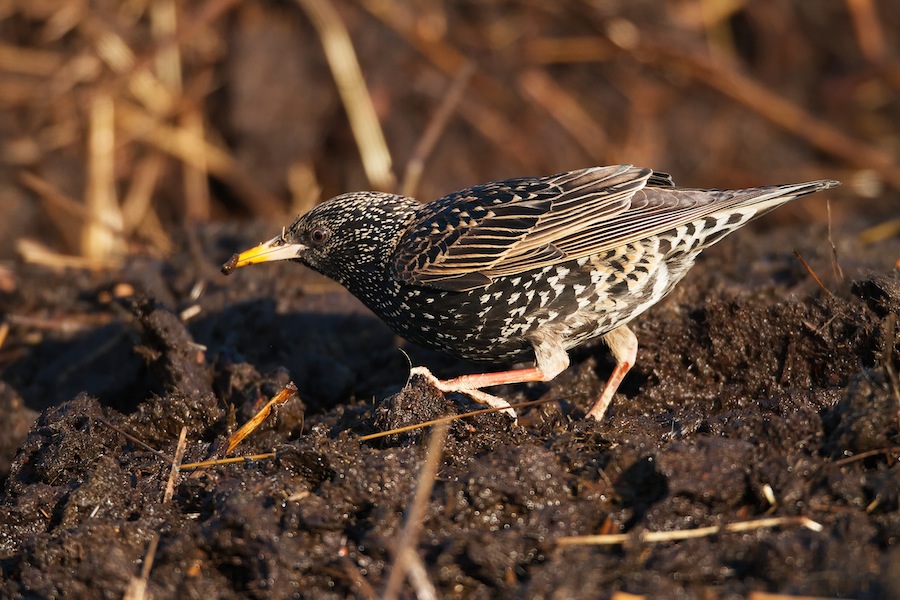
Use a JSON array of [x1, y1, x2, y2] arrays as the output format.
[[310, 228, 330, 245]]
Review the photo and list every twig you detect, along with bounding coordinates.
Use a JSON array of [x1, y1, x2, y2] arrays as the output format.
[[382, 422, 447, 600], [116, 101, 284, 217], [858, 217, 900, 245], [401, 60, 475, 198], [15, 239, 122, 271], [748, 591, 848, 600], [163, 426, 188, 503], [297, 0, 396, 191], [556, 515, 823, 546], [833, 445, 900, 466], [845, 0, 887, 64], [881, 313, 900, 427], [793, 251, 832, 296], [150, 0, 211, 223], [123, 533, 160, 600], [357, 0, 542, 172], [225, 382, 299, 456], [359, 396, 558, 442], [181, 452, 276, 470], [84, 92, 124, 260], [518, 68, 609, 161], [95, 417, 174, 463], [825, 201, 844, 286]]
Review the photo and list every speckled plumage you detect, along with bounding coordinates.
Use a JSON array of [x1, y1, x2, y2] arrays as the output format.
[[227, 165, 839, 421]]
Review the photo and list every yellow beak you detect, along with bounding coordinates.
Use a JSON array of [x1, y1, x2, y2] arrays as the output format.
[[221, 235, 307, 275]]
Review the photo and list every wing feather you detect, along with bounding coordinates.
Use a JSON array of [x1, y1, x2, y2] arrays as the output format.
[[392, 165, 809, 291]]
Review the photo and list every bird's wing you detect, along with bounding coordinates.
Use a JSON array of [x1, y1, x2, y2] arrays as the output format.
[[391, 164, 763, 292]]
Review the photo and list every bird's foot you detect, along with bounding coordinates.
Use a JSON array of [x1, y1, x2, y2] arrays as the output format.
[[408, 366, 518, 421]]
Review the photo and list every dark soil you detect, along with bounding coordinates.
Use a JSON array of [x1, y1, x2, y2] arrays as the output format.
[[2, 1, 900, 597], [1, 217, 899, 599]]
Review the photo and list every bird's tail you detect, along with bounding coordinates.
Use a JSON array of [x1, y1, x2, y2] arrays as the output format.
[[732, 179, 840, 216]]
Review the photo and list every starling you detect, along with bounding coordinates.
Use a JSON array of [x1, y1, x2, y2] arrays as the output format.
[[224, 165, 838, 422]]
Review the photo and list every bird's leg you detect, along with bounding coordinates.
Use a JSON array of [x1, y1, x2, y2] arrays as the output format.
[[408, 366, 538, 419], [586, 325, 637, 421], [409, 333, 570, 420]]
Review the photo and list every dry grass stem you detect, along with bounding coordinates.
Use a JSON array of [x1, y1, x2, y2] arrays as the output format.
[[846, 0, 888, 64], [180, 108, 211, 222], [526, 36, 615, 64], [858, 218, 900, 245], [20, 171, 125, 256], [401, 60, 475, 198], [400, 550, 439, 600], [163, 426, 189, 503], [557, 516, 822, 546], [288, 161, 323, 216], [298, 0, 395, 191], [699, 0, 744, 61], [358, 0, 542, 171], [0, 321, 10, 352], [84, 19, 174, 116], [94, 417, 174, 463], [84, 92, 124, 260], [359, 396, 556, 442], [793, 251, 833, 296], [16, 238, 122, 271], [117, 102, 283, 216], [181, 452, 277, 470], [123, 533, 160, 600], [122, 154, 165, 232], [151, 0, 183, 90], [382, 422, 447, 600], [0, 43, 63, 75], [518, 68, 608, 160], [121, 153, 174, 254], [456, 98, 543, 172], [834, 446, 900, 466], [747, 591, 848, 600], [225, 382, 299, 456]]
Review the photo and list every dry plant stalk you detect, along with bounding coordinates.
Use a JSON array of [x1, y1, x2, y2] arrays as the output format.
[[846, 0, 888, 64], [163, 426, 188, 503], [518, 68, 608, 160], [151, 0, 211, 223], [116, 102, 283, 217], [401, 61, 475, 198], [224, 382, 299, 456], [84, 92, 124, 260], [16, 238, 122, 271], [357, 0, 542, 171], [297, 0, 396, 191], [557, 515, 823, 546], [123, 534, 160, 600], [382, 422, 447, 600]]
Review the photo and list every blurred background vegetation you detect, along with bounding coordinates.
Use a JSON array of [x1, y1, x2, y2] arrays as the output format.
[[0, 0, 897, 268]]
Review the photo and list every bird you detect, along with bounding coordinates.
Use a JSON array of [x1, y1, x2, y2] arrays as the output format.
[[222, 165, 839, 422]]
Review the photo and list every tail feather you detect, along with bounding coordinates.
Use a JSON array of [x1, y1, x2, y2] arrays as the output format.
[[730, 179, 840, 215]]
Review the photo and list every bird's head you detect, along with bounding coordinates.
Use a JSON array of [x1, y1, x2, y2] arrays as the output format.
[[223, 191, 420, 289]]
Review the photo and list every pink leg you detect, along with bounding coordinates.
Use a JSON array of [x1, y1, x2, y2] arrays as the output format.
[[409, 366, 550, 419], [409, 333, 571, 420], [437, 367, 548, 389], [586, 325, 638, 422]]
